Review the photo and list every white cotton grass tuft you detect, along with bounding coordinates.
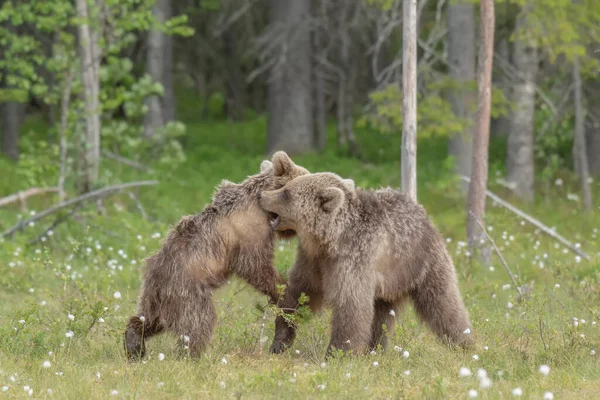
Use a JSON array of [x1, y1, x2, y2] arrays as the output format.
[[479, 377, 492, 389], [543, 392, 554, 400], [468, 389, 478, 398], [402, 350, 409, 358], [158, 353, 165, 361], [372, 361, 379, 367], [113, 291, 121, 300], [512, 387, 523, 397], [42, 361, 51, 368], [538, 364, 550, 376], [459, 367, 472, 377]]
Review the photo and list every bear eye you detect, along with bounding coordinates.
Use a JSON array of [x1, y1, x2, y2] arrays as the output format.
[[281, 189, 291, 201]]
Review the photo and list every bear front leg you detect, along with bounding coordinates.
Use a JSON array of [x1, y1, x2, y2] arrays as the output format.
[[326, 278, 375, 357], [235, 251, 286, 304], [369, 299, 400, 351], [270, 263, 323, 354]]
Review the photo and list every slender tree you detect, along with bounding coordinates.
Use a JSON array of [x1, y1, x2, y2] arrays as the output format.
[[447, 0, 476, 193], [144, 0, 173, 137], [401, 0, 417, 202], [572, 56, 592, 211], [0, 101, 23, 161], [467, 0, 495, 252], [506, 8, 537, 203], [76, 0, 101, 192], [266, 0, 313, 156]]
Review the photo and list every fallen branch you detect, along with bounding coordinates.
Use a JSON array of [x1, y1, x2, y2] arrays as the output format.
[[0, 187, 59, 208], [103, 151, 152, 173], [2, 180, 158, 238], [468, 211, 522, 296], [461, 176, 591, 261]]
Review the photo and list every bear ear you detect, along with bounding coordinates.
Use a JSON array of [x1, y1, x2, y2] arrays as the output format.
[[319, 187, 345, 213], [260, 160, 273, 173], [341, 178, 355, 192], [272, 151, 294, 177]]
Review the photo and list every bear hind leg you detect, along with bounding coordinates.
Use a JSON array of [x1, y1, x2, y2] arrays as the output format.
[[410, 264, 473, 348]]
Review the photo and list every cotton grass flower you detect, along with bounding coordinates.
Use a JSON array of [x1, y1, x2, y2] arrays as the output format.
[[512, 387, 522, 396], [403, 370, 410, 376], [43, 361, 51, 368], [67, 314, 74, 321], [113, 291, 122, 300], [158, 353, 165, 361], [468, 389, 478, 398], [479, 377, 492, 389], [472, 354, 479, 360], [543, 392, 554, 400], [459, 367, 472, 377], [221, 357, 228, 365], [65, 331, 74, 338], [372, 361, 379, 367], [111, 390, 118, 396], [538, 364, 550, 376], [402, 350, 409, 358]]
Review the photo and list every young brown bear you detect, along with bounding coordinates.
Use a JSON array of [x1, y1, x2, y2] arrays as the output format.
[[124, 152, 308, 359], [258, 172, 473, 356]]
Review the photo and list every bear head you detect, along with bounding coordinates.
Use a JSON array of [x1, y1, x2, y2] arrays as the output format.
[[258, 172, 356, 244]]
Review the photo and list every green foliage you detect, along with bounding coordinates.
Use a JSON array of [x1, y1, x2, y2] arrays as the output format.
[[1, 119, 600, 398]]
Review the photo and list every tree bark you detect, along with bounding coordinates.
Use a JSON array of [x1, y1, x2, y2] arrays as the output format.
[[572, 57, 592, 211], [491, 38, 511, 137], [163, 0, 175, 123], [144, 0, 170, 137], [223, 28, 247, 121], [586, 75, 600, 176], [447, 0, 476, 193], [312, 16, 327, 151], [506, 10, 537, 203], [76, 0, 101, 192], [467, 0, 495, 252], [402, 0, 417, 202], [1, 101, 23, 161], [266, 0, 314, 156]]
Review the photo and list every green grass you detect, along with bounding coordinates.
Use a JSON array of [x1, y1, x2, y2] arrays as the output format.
[[0, 116, 599, 399]]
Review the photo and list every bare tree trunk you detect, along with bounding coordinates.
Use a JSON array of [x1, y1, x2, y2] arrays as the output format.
[[267, 0, 313, 156], [586, 76, 600, 176], [506, 10, 537, 203], [144, 0, 170, 137], [223, 28, 247, 121], [572, 57, 592, 211], [1, 101, 23, 161], [447, 0, 476, 193], [76, 0, 101, 192], [467, 0, 495, 255], [312, 16, 327, 151], [163, 0, 175, 123], [402, 0, 417, 202], [491, 38, 511, 137]]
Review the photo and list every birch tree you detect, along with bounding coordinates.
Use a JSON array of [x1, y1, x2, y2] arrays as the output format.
[[401, 0, 417, 202], [467, 0, 495, 252], [76, 0, 101, 192]]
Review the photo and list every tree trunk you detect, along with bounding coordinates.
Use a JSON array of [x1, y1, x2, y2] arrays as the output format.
[[223, 28, 247, 121], [163, 0, 175, 123], [447, 0, 476, 193], [76, 0, 101, 192], [402, 0, 417, 202], [572, 57, 592, 211], [586, 76, 600, 176], [144, 0, 172, 137], [312, 18, 326, 151], [266, 0, 314, 156], [0, 101, 24, 161], [467, 0, 495, 255], [491, 38, 511, 137], [506, 10, 537, 203]]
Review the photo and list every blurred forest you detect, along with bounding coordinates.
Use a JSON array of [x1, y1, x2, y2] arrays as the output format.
[[0, 0, 599, 212]]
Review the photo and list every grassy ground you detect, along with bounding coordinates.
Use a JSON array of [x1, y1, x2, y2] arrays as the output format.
[[0, 115, 599, 399]]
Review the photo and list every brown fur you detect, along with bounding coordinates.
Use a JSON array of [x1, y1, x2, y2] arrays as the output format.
[[124, 152, 308, 359], [258, 172, 473, 356]]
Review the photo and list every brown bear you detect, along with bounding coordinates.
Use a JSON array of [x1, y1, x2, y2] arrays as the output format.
[[124, 151, 308, 359], [258, 172, 473, 356]]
